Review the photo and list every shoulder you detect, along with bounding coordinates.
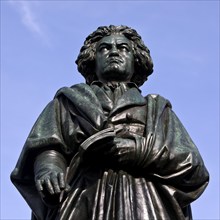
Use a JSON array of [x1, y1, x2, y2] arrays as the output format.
[[55, 83, 89, 97], [53, 83, 102, 107], [55, 82, 91, 96], [145, 94, 172, 109]]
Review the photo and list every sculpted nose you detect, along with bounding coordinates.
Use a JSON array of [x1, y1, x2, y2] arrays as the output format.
[[109, 47, 119, 57]]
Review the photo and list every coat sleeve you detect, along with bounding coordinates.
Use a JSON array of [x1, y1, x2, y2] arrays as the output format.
[[10, 98, 68, 219], [10, 96, 94, 219], [137, 95, 209, 208]]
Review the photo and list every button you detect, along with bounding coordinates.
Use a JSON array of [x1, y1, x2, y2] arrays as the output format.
[[126, 113, 132, 120]]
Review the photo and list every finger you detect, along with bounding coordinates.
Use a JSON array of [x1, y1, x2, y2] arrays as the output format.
[[45, 178, 55, 194], [113, 137, 121, 144], [114, 139, 125, 148], [50, 173, 61, 194], [58, 172, 65, 189], [36, 179, 44, 192], [64, 184, 71, 192]]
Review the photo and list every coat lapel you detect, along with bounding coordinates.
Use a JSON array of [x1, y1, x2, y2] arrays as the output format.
[[110, 88, 146, 116], [91, 84, 114, 112]]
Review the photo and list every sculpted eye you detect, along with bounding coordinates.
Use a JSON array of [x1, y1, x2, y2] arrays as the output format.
[[119, 44, 129, 52], [98, 45, 109, 52]]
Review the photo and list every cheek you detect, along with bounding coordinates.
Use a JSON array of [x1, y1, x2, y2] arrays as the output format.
[[126, 57, 134, 68], [95, 58, 102, 69]]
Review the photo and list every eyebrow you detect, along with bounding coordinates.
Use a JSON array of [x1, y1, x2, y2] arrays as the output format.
[[117, 42, 130, 47], [98, 42, 111, 48], [97, 42, 130, 48]]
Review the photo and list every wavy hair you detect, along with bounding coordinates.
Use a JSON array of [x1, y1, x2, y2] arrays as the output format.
[[75, 25, 153, 86]]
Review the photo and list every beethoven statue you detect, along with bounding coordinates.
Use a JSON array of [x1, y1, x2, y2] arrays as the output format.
[[11, 25, 209, 220]]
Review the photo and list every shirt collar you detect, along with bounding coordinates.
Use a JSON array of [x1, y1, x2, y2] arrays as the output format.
[[91, 81, 141, 92]]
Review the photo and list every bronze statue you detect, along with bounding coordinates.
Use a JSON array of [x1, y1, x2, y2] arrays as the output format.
[[11, 25, 209, 220]]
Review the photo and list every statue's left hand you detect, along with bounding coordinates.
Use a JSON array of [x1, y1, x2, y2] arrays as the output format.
[[104, 134, 146, 168], [109, 137, 137, 165]]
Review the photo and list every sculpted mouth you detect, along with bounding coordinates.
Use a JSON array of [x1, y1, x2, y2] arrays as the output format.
[[108, 58, 123, 64]]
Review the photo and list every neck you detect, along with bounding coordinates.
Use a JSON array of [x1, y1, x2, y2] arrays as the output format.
[[101, 80, 130, 85]]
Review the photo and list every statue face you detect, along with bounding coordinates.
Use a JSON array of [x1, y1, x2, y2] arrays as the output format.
[[95, 34, 134, 83]]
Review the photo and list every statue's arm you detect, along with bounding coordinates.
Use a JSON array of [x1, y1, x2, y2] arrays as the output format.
[[104, 105, 209, 206], [12, 96, 87, 206], [141, 107, 209, 206]]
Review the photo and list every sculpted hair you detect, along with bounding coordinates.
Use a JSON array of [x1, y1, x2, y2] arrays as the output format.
[[75, 25, 154, 86]]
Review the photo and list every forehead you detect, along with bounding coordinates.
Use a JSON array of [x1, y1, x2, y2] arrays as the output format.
[[97, 34, 132, 46]]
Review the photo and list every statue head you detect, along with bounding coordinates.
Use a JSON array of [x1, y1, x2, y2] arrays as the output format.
[[75, 25, 154, 87]]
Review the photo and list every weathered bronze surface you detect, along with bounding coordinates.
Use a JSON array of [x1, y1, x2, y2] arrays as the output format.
[[11, 25, 209, 220]]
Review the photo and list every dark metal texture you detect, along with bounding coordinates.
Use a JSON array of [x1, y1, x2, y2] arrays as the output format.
[[11, 25, 209, 220]]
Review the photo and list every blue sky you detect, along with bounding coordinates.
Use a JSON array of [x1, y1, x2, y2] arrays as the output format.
[[1, 1, 219, 219]]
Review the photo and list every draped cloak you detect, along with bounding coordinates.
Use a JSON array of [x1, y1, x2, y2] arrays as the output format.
[[11, 83, 209, 220]]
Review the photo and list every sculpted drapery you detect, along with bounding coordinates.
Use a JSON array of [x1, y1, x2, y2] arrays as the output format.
[[11, 83, 208, 220]]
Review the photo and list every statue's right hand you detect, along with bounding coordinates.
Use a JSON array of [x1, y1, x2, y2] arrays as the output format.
[[35, 169, 66, 195], [34, 150, 69, 198]]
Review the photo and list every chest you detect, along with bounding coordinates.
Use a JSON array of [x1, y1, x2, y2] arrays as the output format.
[[107, 105, 147, 137]]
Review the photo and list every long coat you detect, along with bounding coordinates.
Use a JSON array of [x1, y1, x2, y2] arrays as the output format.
[[11, 83, 209, 220]]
